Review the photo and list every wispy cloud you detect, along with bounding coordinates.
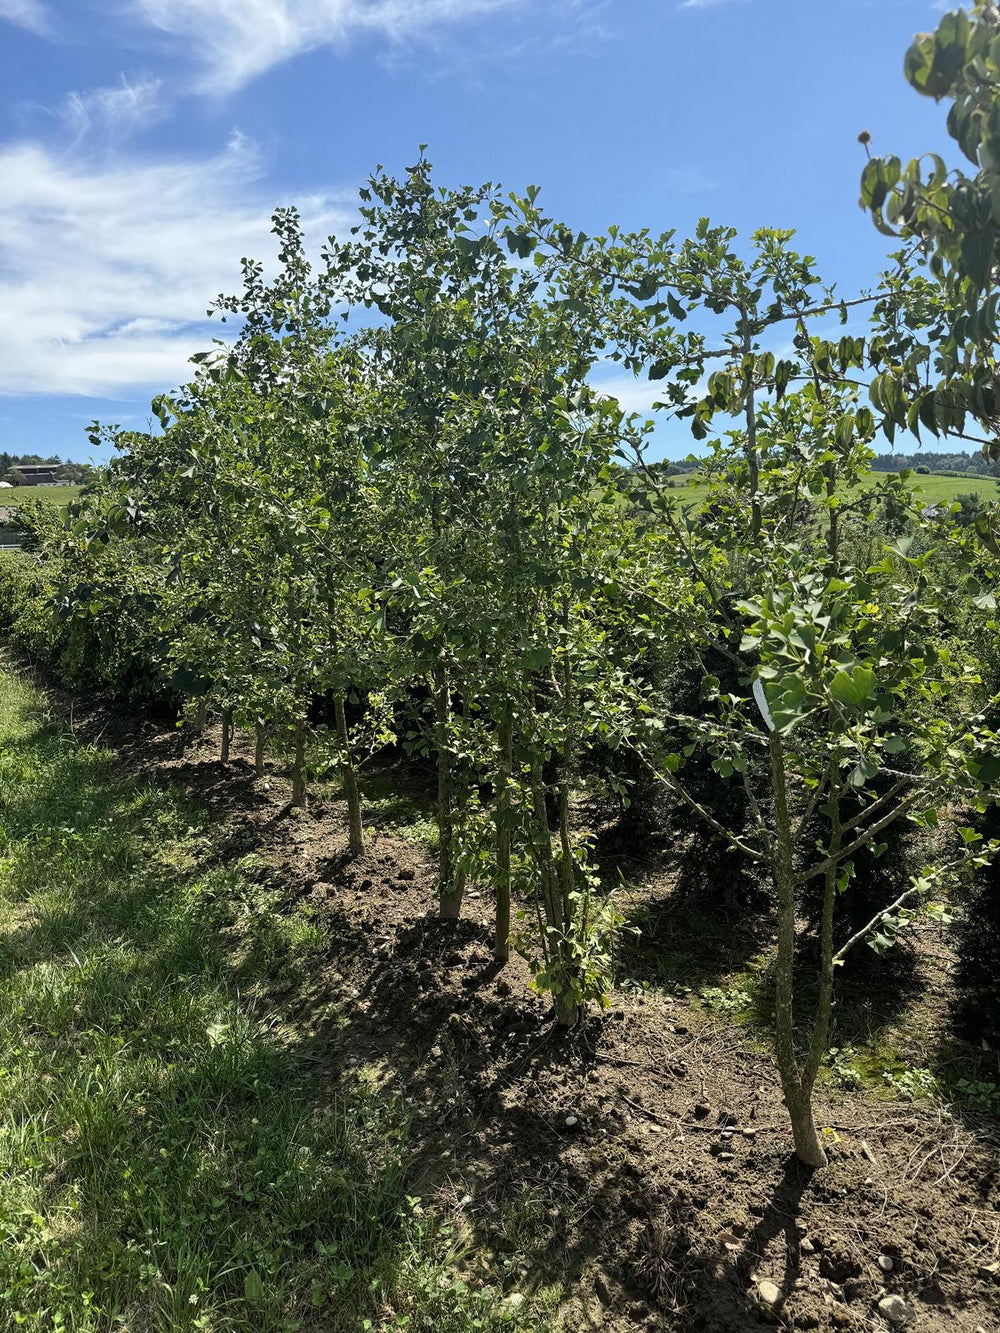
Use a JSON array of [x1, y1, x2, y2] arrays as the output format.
[[127, 0, 589, 94], [0, 133, 353, 396], [666, 166, 718, 195], [61, 76, 167, 145], [0, 0, 50, 35], [679, 0, 746, 9]]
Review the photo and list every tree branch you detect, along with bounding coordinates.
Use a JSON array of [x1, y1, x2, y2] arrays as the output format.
[[795, 789, 921, 885], [628, 741, 766, 862]]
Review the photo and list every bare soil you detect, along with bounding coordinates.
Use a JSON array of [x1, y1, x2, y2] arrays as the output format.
[[38, 682, 1000, 1332]]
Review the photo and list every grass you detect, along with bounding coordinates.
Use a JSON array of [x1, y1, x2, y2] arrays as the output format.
[[0, 485, 82, 507], [0, 665, 555, 1333], [655, 469, 1000, 509]]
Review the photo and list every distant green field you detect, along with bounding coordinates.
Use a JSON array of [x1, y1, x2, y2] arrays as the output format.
[[901, 472, 1000, 503], [0, 485, 82, 507], [658, 470, 1000, 508]]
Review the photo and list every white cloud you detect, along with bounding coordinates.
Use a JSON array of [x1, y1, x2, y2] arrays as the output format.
[[128, 0, 555, 94], [0, 134, 353, 396], [592, 369, 670, 419], [61, 76, 167, 145], [0, 0, 50, 34]]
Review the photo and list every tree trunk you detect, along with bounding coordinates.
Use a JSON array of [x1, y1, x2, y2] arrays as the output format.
[[530, 762, 561, 932], [530, 759, 579, 1027], [434, 660, 460, 918], [291, 723, 307, 808], [494, 718, 513, 963], [195, 699, 208, 733], [220, 708, 232, 764], [769, 729, 826, 1167], [335, 696, 364, 858], [743, 326, 762, 541], [787, 1087, 828, 1168], [254, 722, 266, 776]]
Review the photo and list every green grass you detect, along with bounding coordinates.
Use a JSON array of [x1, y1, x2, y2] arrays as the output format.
[[0, 666, 555, 1333], [0, 485, 82, 507], [900, 471, 1000, 503], [654, 469, 1000, 509]]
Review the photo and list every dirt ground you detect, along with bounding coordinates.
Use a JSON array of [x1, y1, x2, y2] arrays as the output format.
[[40, 682, 1000, 1333]]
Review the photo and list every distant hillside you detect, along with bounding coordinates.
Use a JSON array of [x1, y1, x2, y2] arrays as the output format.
[[872, 449, 1000, 478]]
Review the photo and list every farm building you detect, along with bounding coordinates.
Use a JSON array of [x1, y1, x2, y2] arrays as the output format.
[[7, 464, 64, 486]]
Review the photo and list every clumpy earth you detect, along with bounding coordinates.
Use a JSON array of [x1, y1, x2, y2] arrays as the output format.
[[44, 683, 1000, 1332]]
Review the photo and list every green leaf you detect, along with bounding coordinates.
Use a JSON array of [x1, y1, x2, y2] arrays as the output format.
[[830, 665, 877, 711]]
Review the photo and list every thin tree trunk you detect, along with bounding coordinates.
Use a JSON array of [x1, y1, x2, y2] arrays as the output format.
[[254, 721, 266, 776], [804, 793, 842, 1092], [743, 324, 762, 541], [335, 696, 364, 857], [494, 718, 513, 963], [220, 708, 232, 764], [530, 758, 579, 1027], [769, 729, 827, 1169], [195, 699, 208, 733], [291, 723, 307, 809], [434, 659, 460, 918]]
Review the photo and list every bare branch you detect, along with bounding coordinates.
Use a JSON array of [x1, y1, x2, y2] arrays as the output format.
[[795, 790, 922, 885], [627, 741, 767, 862]]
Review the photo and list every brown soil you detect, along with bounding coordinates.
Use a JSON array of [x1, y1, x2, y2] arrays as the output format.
[[35, 682, 1000, 1332]]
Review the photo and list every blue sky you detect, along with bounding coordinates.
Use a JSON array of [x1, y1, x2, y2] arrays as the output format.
[[0, 0, 955, 462]]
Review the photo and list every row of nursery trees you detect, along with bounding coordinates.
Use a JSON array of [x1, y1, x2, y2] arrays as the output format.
[[9, 4, 1000, 1168]]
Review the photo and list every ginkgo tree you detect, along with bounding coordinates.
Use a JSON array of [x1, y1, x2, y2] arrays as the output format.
[[499, 201, 1000, 1162]]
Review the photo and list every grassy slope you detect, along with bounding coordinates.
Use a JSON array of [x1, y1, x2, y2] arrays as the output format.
[[0, 667, 553, 1333], [0, 485, 82, 507]]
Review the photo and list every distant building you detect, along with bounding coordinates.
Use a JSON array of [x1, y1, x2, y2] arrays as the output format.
[[8, 464, 63, 487]]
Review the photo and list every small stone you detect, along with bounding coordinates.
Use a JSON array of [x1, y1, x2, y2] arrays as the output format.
[[878, 1255, 894, 1273], [800, 1238, 815, 1255], [564, 1115, 579, 1128], [718, 1152, 735, 1162], [757, 1280, 782, 1307], [742, 1128, 758, 1140], [878, 1294, 914, 1327]]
